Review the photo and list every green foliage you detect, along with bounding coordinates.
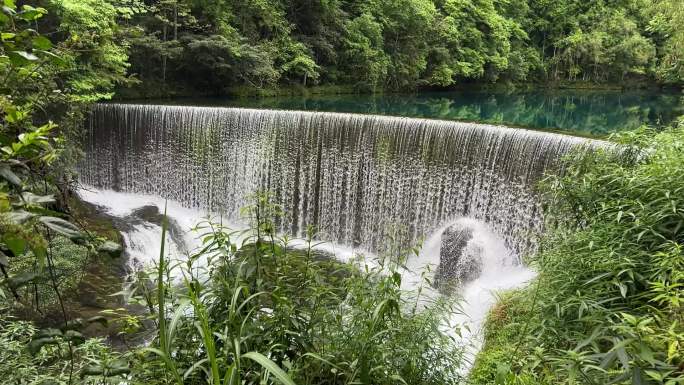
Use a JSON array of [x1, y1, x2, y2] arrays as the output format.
[[117, 193, 465, 384], [121, 0, 684, 96], [45, 0, 134, 102], [0, 0, 125, 305], [0, 313, 126, 385], [0, 7, 129, 385], [647, 0, 684, 85], [472, 124, 684, 384]]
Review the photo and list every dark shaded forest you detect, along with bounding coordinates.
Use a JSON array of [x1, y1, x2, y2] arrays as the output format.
[[120, 0, 684, 96]]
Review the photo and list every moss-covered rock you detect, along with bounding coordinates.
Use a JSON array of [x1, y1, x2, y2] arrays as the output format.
[[7, 194, 128, 340]]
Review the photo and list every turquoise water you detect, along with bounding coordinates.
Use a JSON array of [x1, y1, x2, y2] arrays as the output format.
[[138, 89, 684, 136]]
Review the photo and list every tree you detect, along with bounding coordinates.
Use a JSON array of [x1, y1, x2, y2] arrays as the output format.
[[648, 0, 684, 84]]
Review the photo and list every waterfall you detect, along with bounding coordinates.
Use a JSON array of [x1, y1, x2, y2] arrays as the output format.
[[80, 103, 592, 256]]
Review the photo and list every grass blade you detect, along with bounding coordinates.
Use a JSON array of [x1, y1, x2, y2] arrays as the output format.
[[242, 352, 296, 385]]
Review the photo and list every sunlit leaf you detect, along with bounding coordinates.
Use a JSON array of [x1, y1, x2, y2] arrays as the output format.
[[22, 192, 55, 205], [2, 234, 26, 257], [242, 352, 296, 385], [9, 50, 38, 62], [31, 35, 51, 50], [4, 210, 36, 224]]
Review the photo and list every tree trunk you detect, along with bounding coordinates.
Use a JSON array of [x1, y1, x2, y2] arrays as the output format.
[[162, 22, 167, 85], [173, 3, 178, 41]]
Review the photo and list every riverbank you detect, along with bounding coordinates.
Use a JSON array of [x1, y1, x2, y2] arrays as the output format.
[[114, 80, 682, 101], [7, 193, 127, 340], [469, 125, 684, 384]]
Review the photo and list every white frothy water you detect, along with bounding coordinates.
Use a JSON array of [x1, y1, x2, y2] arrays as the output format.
[[78, 188, 371, 272], [79, 189, 208, 268], [401, 218, 535, 371], [79, 187, 533, 376]]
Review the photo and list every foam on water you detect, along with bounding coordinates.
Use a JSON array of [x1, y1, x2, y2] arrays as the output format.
[[79, 187, 532, 376]]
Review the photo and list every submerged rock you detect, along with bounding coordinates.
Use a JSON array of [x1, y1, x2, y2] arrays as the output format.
[[436, 222, 483, 286]]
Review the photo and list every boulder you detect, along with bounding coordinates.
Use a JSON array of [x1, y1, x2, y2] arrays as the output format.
[[435, 222, 483, 286], [97, 240, 123, 258]]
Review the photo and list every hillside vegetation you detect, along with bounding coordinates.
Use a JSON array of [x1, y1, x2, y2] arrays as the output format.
[[119, 0, 684, 95], [472, 124, 684, 384]]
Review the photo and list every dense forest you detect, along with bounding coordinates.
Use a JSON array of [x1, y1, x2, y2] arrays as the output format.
[[122, 0, 684, 95], [12, 0, 683, 97], [123, 0, 684, 91]]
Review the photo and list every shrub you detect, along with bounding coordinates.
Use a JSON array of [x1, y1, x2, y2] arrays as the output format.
[[472, 124, 684, 385], [122, 194, 466, 385]]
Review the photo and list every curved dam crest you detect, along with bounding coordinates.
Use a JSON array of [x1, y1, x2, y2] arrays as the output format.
[[80, 103, 593, 255]]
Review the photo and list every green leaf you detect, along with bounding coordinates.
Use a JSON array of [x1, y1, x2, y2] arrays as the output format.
[[64, 330, 86, 345], [0, 166, 22, 186], [4, 210, 36, 224], [3, 234, 27, 257], [22, 192, 55, 205], [35, 328, 62, 339], [64, 318, 86, 331], [28, 337, 58, 355], [80, 359, 129, 378], [18, 5, 46, 21], [86, 316, 109, 327], [1, 5, 16, 15], [9, 50, 38, 62], [31, 35, 51, 50], [141, 347, 183, 384], [632, 368, 644, 385], [31, 244, 46, 268], [39, 216, 84, 240], [242, 352, 297, 385], [98, 240, 122, 258], [301, 353, 340, 370], [5, 270, 40, 289], [222, 362, 239, 385], [107, 360, 131, 377], [80, 365, 105, 378]]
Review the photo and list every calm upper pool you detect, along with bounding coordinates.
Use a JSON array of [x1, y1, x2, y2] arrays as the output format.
[[135, 89, 684, 137]]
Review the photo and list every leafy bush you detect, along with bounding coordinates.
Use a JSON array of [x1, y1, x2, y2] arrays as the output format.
[[123, 194, 466, 385], [0, 312, 125, 385], [472, 124, 684, 384]]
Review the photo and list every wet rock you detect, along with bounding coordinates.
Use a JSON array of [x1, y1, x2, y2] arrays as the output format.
[[126, 205, 188, 255], [436, 222, 483, 286], [98, 240, 123, 258], [130, 205, 165, 225]]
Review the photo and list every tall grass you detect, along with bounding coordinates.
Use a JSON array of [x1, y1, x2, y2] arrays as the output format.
[[471, 125, 684, 385], [125, 193, 464, 385]]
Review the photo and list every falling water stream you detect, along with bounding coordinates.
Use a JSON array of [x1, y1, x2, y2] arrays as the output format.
[[78, 104, 595, 375]]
